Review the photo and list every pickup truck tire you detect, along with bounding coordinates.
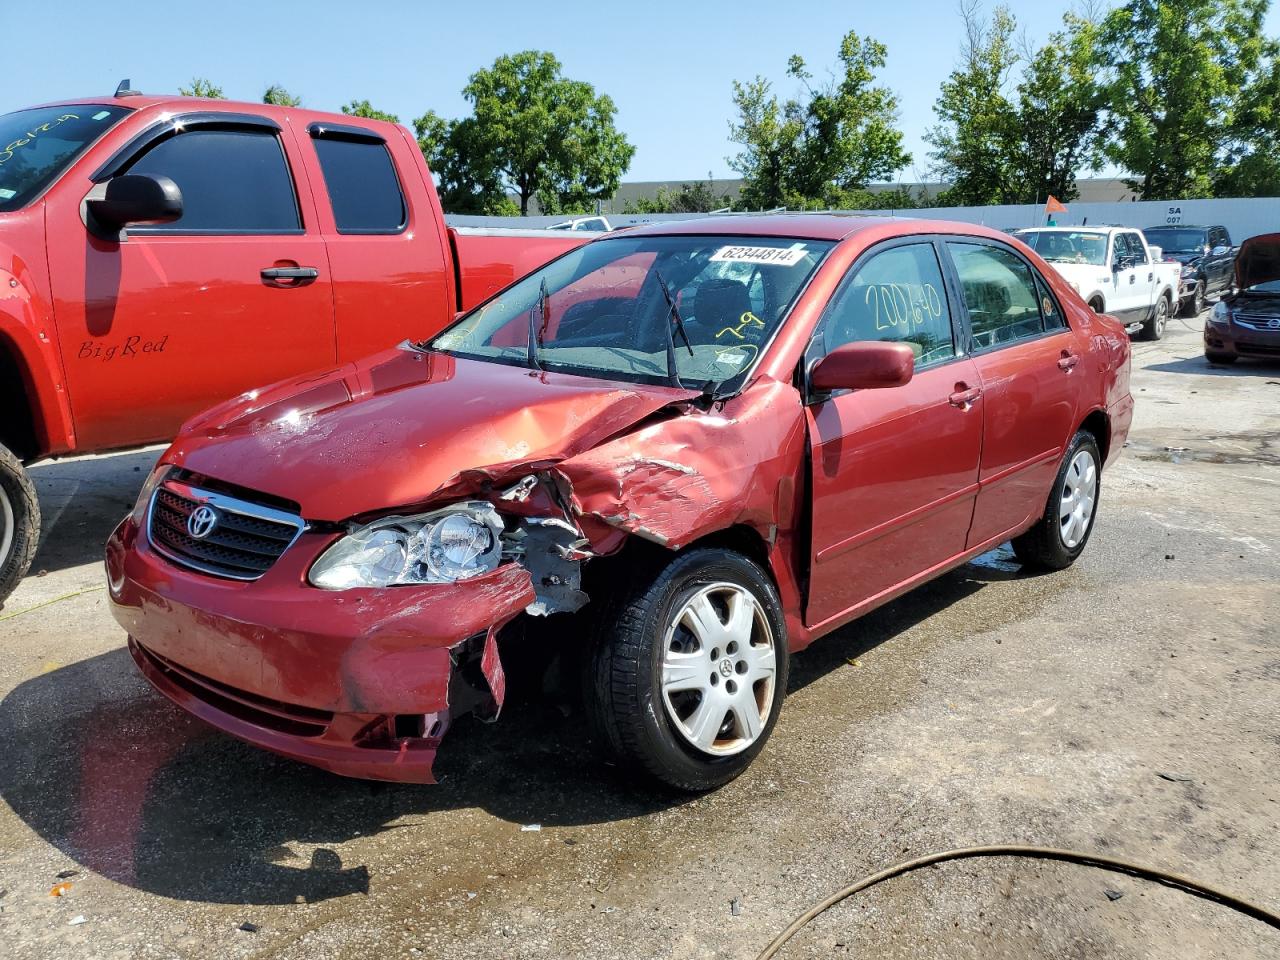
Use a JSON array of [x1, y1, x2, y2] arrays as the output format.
[[1184, 282, 1205, 317], [586, 548, 788, 792], [1140, 293, 1169, 341], [1012, 430, 1101, 571], [0, 444, 39, 608]]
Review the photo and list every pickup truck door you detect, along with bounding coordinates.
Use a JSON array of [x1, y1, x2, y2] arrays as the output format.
[[803, 239, 982, 629], [1108, 233, 1144, 321], [1208, 227, 1233, 292], [46, 113, 336, 451]]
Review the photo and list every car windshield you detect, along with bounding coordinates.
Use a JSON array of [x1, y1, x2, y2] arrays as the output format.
[[0, 105, 131, 212], [1016, 230, 1108, 266], [1143, 228, 1207, 255], [430, 234, 834, 391]]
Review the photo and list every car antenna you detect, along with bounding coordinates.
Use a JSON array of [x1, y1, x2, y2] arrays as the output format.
[[114, 78, 142, 98]]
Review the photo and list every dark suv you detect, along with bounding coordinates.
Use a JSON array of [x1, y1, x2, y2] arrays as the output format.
[[1143, 225, 1237, 316]]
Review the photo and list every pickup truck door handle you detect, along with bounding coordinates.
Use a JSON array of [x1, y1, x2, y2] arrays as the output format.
[[1058, 352, 1080, 372], [949, 384, 982, 408], [261, 266, 319, 284]]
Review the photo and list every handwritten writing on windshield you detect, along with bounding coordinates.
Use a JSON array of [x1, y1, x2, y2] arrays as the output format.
[[864, 282, 943, 332], [0, 114, 80, 166]]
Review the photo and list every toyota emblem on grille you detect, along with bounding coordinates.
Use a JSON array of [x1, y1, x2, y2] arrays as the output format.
[[187, 504, 220, 539]]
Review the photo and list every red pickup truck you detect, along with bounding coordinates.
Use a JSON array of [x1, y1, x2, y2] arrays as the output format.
[[0, 91, 584, 602]]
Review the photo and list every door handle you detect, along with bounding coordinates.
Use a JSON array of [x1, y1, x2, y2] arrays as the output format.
[[1057, 352, 1079, 372], [1147, 272, 1153, 281], [1128, 274, 1135, 285], [949, 385, 982, 408], [261, 266, 319, 284]]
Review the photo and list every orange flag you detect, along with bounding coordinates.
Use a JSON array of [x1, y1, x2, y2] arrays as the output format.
[[1045, 195, 1068, 214]]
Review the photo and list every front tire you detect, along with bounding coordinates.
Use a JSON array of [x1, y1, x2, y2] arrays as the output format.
[[586, 548, 788, 792], [0, 444, 39, 607], [1205, 351, 1237, 365], [1184, 282, 1205, 317], [1012, 431, 1101, 571], [1141, 294, 1169, 340]]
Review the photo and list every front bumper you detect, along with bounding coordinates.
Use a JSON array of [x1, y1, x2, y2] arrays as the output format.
[[1204, 318, 1280, 359], [106, 517, 535, 783]]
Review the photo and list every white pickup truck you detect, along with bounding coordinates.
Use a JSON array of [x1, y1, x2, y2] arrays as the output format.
[[1014, 226, 1179, 340]]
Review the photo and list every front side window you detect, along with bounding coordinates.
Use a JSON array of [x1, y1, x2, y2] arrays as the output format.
[[948, 242, 1045, 349], [124, 128, 300, 233], [312, 135, 406, 234], [817, 242, 956, 367], [1120, 233, 1148, 263], [0, 105, 131, 212], [431, 234, 833, 391], [1017, 229, 1108, 266]]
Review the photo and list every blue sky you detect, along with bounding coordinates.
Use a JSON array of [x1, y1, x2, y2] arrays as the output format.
[[9, 0, 1280, 183]]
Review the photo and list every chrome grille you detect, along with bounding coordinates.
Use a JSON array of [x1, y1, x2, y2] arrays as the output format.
[[1233, 314, 1280, 331], [147, 480, 304, 581]]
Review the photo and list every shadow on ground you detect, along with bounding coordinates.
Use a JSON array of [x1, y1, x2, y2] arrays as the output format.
[[1144, 354, 1280, 377], [0, 545, 1029, 907]]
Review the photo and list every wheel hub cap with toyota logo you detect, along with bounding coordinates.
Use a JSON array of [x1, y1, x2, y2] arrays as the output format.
[[187, 504, 220, 540]]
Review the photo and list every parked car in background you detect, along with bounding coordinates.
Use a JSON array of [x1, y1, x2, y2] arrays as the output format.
[[0, 90, 587, 603], [1143, 224, 1237, 316], [1204, 232, 1280, 364], [549, 215, 613, 232], [1014, 226, 1178, 341], [107, 215, 1133, 791]]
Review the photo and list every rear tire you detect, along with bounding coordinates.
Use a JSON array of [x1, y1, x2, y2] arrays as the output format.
[[1141, 294, 1169, 340], [1012, 430, 1101, 571], [0, 444, 39, 607], [585, 548, 788, 792]]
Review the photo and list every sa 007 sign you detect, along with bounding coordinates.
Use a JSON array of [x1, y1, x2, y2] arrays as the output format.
[[1165, 206, 1182, 225]]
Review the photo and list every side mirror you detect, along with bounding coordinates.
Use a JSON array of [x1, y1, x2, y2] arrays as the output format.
[[87, 174, 183, 230], [1212, 245, 1230, 257], [1147, 245, 1162, 261], [809, 341, 915, 394]]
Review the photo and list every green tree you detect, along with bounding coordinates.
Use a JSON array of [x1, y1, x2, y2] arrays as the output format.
[[728, 31, 910, 210], [416, 51, 634, 216], [926, 3, 1020, 205], [1097, 0, 1269, 199], [342, 100, 400, 123], [179, 78, 225, 99], [1012, 12, 1106, 203], [263, 85, 301, 107], [1214, 38, 1280, 196]]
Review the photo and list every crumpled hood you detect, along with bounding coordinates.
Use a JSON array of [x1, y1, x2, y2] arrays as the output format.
[[1235, 233, 1280, 290], [168, 346, 698, 521]]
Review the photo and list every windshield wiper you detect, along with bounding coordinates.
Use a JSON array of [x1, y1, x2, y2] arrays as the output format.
[[527, 277, 548, 371], [653, 270, 694, 389]]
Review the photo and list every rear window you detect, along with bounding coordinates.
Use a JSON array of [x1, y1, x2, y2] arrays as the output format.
[[312, 136, 406, 234]]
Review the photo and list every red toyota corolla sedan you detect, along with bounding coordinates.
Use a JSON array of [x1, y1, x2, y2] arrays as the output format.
[[106, 216, 1133, 791]]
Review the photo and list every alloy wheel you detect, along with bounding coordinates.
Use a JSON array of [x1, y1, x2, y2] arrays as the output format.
[[0, 483, 13, 574], [660, 582, 777, 757], [1193, 284, 1205, 315], [1155, 296, 1168, 336], [1059, 449, 1098, 549]]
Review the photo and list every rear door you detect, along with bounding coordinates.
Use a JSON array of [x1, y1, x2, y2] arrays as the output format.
[[1208, 227, 1233, 293], [804, 238, 983, 629], [944, 240, 1080, 546], [299, 121, 453, 360], [47, 113, 335, 450]]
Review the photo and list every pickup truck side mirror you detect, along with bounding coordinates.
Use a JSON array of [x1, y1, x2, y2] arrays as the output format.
[[87, 174, 183, 231], [1211, 245, 1231, 257], [809, 341, 915, 395]]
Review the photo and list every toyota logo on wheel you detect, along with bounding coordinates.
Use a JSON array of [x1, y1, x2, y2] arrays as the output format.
[[187, 504, 220, 540]]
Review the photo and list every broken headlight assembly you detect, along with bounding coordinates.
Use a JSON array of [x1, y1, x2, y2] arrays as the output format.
[[309, 502, 504, 589]]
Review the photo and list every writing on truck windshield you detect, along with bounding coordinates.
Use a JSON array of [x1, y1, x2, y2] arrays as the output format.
[[1017, 230, 1108, 266], [0, 105, 131, 212], [430, 234, 834, 392]]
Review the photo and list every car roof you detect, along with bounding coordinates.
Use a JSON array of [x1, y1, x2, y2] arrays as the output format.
[[12, 95, 399, 131], [620, 214, 1015, 244]]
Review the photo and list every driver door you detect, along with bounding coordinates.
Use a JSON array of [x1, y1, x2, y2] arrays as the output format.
[[1109, 233, 1143, 321], [804, 238, 983, 629]]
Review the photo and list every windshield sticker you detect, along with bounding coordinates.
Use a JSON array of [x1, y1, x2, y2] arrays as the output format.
[[710, 244, 808, 267], [0, 188, 14, 200], [0, 113, 80, 166], [92, 110, 112, 121], [715, 346, 755, 369]]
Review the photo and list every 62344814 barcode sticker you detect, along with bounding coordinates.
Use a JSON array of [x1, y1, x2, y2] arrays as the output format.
[[709, 244, 808, 266]]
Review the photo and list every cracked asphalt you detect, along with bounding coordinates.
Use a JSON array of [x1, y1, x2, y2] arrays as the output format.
[[1, 311, 1277, 959]]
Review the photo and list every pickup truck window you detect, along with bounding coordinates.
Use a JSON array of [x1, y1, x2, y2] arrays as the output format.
[[1018, 230, 1107, 266], [949, 242, 1045, 349], [0, 105, 130, 212], [818, 243, 956, 367], [1119, 232, 1148, 264], [431, 234, 834, 390], [312, 136, 406, 234], [123, 129, 301, 234], [1143, 227, 1207, 254]]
